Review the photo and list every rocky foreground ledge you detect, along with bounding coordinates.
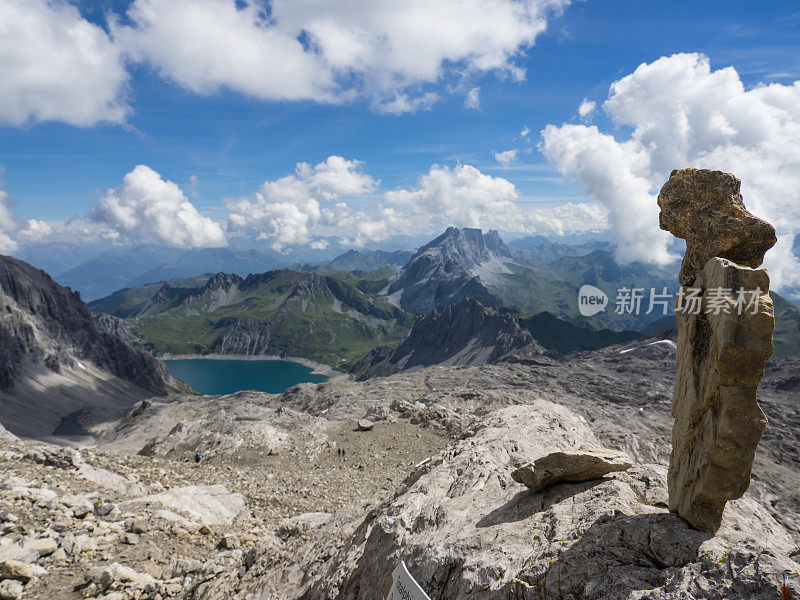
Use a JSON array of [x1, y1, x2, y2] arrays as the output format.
[[0, 351, 798, 600]]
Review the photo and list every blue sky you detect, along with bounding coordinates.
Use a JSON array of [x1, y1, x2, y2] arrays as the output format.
[[0, 0, 799, 292]]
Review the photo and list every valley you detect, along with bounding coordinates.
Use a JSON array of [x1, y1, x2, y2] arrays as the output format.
[[86, 227, 800, 379]]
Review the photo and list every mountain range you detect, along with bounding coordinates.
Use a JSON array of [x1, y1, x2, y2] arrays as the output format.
[[86, 226, 800, 370], [91, 269, 413, 370]]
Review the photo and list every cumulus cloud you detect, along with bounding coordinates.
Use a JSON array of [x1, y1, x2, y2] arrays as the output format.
[[0, 188, 18, 254], [0, 0, 129, 126], [377, 163, 605, 240], [112, 0, 337, 103], [113, 0, 568, 114], [227, 158, 605, 250], [464, 87, 481, 110], [541, 53, 800, 293], [493, 149, 519, 165], [227, 156, 377, 251], [16, 219, 53, 242], [91, 165, 227, 248], [578, 99, 596, 118]]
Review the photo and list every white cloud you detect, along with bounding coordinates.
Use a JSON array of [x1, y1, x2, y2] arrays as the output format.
[[578, 99, 596, 118], [493, 149, 519, 165], [0, 0, 568, 125], [464, 87, 481, 110], [542, 53, 800, 294], [91, 165, 227, 248], [113, 0, 568, 114], [228, 158, 605, 250], [16, 219, 53, 242], [0, 188, 18, 254], [371, 92, 439, 115], [227, 156, 377, 251], [377, 163, 603, 240], [0, 0, 129, 126], [112, 0, 337, 104]]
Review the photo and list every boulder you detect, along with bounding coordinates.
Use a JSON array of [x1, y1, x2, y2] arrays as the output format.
[[0, 541, 37, 564], [0, 561, 33, 583], [78, 464, 147, 497], [657, 168, 776, 285], [160, 557, 202, 580], [511, 449, 632, 492], [27, 447, 83, 470], [86, 562, 151, 590], [275, 512, 332, 541], [0, 579, 23, 600], [355, 419, 374, 431], [60, 533, 97, 556], [669, 257, 774, 533], [22, 537, 57, 558]]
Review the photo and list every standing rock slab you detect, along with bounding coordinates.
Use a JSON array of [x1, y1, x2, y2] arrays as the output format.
[[668, 257, 774, 533], [511, 449, 632, 492], [657, 168, 776, 285]]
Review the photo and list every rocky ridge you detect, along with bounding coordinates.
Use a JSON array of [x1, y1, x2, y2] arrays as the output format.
[[351, 299, 537, 379], [0, 255, 172, 439]]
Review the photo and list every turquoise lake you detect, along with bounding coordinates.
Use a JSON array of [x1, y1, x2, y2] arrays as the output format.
[[164, 358, 329, 395]]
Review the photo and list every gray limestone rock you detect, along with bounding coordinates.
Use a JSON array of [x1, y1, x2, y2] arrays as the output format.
[[512, 449, 632, 492]]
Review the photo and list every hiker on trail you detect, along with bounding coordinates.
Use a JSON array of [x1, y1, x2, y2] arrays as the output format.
[[194, 452, 201, 464]]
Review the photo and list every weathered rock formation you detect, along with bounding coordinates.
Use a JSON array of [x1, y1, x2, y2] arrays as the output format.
[[512, 448, 632, 492], [657, 168, 777, 286], [658, 169, 777, 533]]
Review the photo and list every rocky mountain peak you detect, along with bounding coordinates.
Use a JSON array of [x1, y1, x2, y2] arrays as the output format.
[[387, 227, 508, 313], [415, 226, 509, 271], [202, 272, 244, 293]]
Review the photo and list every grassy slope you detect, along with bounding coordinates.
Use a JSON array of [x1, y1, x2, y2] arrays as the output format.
[[113, 270, 413, 370], [87, 274, 212, 318]]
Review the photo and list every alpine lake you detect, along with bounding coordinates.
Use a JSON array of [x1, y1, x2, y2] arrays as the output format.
[[164, 358, 330, 396]]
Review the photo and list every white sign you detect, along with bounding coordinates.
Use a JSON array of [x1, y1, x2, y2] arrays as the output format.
[[383, 561, 432, 600], [578, 284, 608, 316]]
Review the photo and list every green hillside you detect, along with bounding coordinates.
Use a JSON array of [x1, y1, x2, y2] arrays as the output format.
[[92, 269, 414, 370]]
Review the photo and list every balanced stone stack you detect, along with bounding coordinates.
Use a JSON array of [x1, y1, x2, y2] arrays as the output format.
[[658, 168, 777, 533]]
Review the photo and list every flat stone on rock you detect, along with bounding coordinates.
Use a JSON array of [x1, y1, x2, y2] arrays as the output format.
[[124, 485, 246, 525], [355, 420, 374, 431], [511, 449, 632, 492], [657, 168, 777, 285], [669, 256, 773, 533]]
